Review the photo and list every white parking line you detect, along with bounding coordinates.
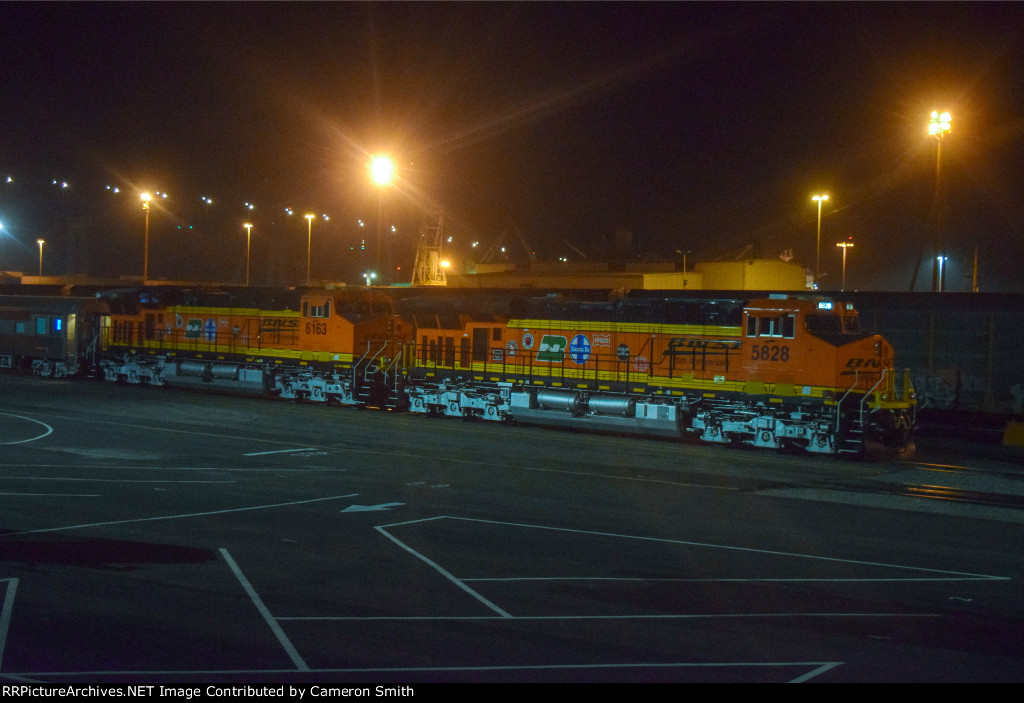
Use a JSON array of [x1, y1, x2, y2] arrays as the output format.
[[243, 448, 316, 456], [7, 493, 359, 535], [219, 548, 309, 672], [0, 492, 100, 497], [3, 477, 236, 484], [374, 524, 513, 618], [279, 612, 939, 621], [0, 579, 17, 674], [0, 413, 53, 446], [382, 515, 1008, 581]]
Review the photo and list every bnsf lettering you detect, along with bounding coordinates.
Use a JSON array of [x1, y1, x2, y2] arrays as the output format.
[[260, 319, 299, 333], [841, 358, 892, 375], [845, 358, 883, 369]]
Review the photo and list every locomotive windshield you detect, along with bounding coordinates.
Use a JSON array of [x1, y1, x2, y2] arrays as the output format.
[[806, 311, 861, 337]]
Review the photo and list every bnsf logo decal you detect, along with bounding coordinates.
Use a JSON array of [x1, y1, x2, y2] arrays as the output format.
[[841, 358, 891, 374], [536, 335, 567, 362]]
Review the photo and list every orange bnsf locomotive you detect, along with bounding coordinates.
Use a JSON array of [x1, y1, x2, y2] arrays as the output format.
[[401, 293, 916, 458], [99, 286, 411, 407], [96, 287, 916, 458]]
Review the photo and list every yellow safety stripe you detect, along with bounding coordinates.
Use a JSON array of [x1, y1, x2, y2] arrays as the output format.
[[111, 339, 356, 364], [165, 306, 300, 317], [506, 319, 742, 337]]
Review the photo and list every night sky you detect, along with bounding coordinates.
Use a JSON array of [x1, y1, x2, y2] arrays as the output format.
[[1, 2, 1022, 291]]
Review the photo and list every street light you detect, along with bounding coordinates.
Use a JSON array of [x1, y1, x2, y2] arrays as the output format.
[[37, 239, 44, 278], [243, 223, 253, 287], [936, 255, 948, 292], [929, 110, 952, 291], [140, 193, 151, 285], [370, 155, 394, 282], [836, 238, 854, 291], [304, 214, 315, 285], [811, 194, 829, 287]]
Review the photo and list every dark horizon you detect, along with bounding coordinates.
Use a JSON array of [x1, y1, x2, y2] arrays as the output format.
[[1, 2, 1022, 291]]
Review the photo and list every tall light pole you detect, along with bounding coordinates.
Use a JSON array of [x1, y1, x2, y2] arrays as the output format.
[[140, 193, 151, 285], [243, 223, 253, 287], [936, 256, 948, 292], [37, 239, 44, 278], [371, 155, 394, 283], [836, 238, 854, 291], [928, 110, 952, 291], [304, 214, 315, 285], [811, 194, 829, 287]]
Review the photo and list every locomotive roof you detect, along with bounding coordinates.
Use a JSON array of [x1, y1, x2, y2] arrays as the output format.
[[512, 296, 747, 326], [97, 286, 304, 313], [394, 291, 751, 326], [0, 294, 106, 315]]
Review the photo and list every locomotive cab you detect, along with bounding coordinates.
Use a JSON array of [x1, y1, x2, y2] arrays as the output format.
[[742, 297, 884, 389], [298, 288, 413, 361], [737, 296, 915, 456]]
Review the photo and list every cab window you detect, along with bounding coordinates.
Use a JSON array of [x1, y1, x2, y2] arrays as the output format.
[[748, 314, 796, 339]]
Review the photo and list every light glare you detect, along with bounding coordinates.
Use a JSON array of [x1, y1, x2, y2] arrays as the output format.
[[929, 110, 952, 137], [371, 156, 394, 185]]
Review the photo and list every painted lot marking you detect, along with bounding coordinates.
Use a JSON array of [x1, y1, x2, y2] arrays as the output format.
[[0, 412, 53, 445], [5, 493, 360, 536], [3, 476, 235, 484], [5, 514, 1006, 681], [0, 578, 17, 674], [261, 516, 1006, 680], [372, 516, 1008, 592], [0, 492, 100, 497], [220, 549, 309, 672], [2, 409, 745, 492], [341, 502, 404, 513], [243, 448, 318, 456], [375, 522, 512, 618]]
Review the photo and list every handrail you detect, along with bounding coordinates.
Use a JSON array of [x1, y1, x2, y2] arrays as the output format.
[[859, 368, 890, 424], [382, 349, 403, 393], [352, 341, 377, 381], [835, 369, 859, 433], [361, 342, 389, 383]]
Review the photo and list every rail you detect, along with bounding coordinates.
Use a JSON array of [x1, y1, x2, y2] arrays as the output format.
[[85, 335, 98, 365], [381, 349, 404, 395], [859, 369, 889, 425], [356, 341, 389, 384], [837, 366, 909, 434], [405, 342, 653, 389], [835, 369, 860, 434]]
